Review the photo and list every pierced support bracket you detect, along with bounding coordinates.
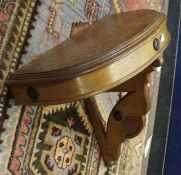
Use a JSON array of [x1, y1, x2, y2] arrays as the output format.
[[84, 57, 163, 163]]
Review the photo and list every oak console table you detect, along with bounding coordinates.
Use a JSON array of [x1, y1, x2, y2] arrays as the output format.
[[8, 10, 170, 164]]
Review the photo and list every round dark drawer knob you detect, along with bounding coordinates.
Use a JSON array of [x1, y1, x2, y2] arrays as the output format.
[[153, 38, 160, 51], [113, 110, 124, 121], [27, 87, 39, 100]]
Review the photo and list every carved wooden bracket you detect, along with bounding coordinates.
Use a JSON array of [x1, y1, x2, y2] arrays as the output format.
[[85, 58, 163, 162], [8, 10, 170, 164]]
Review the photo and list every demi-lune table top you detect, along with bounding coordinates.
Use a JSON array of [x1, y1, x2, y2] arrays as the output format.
[[8, 10, 170, 105]]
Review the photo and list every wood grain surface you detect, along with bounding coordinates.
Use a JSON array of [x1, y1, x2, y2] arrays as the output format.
[[8, 10, 170, 105]]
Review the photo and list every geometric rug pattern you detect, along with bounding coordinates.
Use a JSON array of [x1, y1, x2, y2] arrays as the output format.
[[0, 0, 166, 174]]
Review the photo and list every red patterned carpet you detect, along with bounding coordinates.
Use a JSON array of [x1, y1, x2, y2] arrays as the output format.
[[0, 0, 166, 174]]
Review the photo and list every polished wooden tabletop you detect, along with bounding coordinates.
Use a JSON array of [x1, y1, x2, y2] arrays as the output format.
[[8, 10, 170, 105]]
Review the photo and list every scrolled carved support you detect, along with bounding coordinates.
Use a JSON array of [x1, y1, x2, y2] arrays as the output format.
[[85, 57, 163, 163], [105, 74, 150, 161]]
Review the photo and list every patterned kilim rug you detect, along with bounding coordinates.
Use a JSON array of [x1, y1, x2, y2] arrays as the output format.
[[0, 0, 166, 174]]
